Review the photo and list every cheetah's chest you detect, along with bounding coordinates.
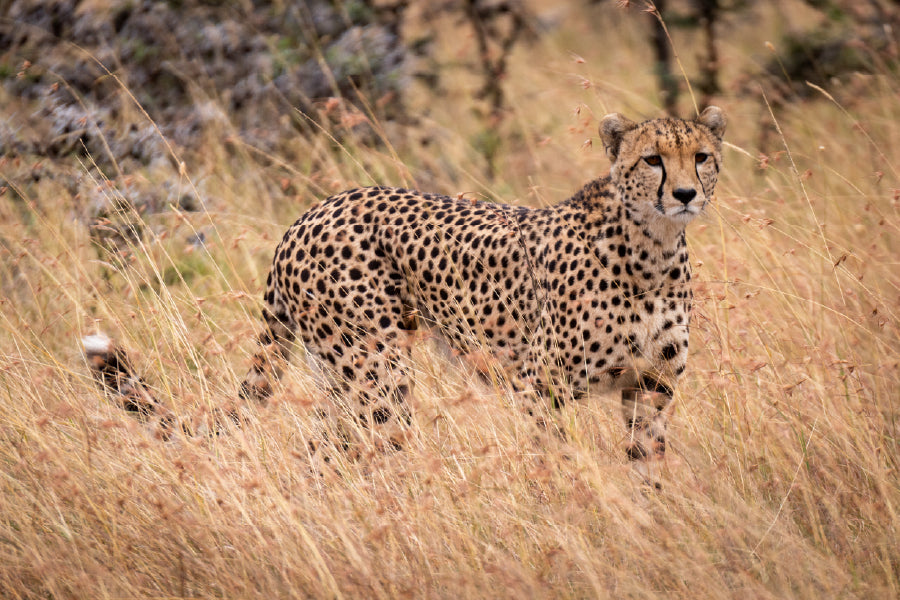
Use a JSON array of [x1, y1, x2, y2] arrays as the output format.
[[532, 237, 692, 388]]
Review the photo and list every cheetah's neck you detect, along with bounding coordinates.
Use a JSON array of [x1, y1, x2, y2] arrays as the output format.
[[563, 175, 692, 293]]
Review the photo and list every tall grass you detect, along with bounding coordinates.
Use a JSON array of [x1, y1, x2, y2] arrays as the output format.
[[0, 2, 897, 598]]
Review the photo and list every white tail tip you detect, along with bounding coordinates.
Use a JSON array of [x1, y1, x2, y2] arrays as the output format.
[[82, 334, 112, 355]]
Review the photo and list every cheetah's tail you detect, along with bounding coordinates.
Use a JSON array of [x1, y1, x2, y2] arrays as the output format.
[[82, 334, 240, 437], [83, 334, 227, 437], [82, 334, 165, 419]]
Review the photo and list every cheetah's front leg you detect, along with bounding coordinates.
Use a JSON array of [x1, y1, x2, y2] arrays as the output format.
[[621, 385, 674, 463]]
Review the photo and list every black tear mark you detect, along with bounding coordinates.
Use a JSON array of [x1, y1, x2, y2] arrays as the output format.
[[655, 161, 667, 214]]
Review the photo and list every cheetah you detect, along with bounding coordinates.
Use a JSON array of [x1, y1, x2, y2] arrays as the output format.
[[85, 107, 726, 463]]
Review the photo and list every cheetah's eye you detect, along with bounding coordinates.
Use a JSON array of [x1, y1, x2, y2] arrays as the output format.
[[643, 155, 662, 167], [695, 152, 709, 164]]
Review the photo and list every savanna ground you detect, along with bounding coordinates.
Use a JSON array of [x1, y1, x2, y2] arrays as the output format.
[[1, 1, 898, 598]]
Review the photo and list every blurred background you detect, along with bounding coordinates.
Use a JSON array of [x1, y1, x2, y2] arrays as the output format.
[[3, 1, 897, 203]]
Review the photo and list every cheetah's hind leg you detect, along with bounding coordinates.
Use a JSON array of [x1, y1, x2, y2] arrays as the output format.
[[239, 305, 297, 405]]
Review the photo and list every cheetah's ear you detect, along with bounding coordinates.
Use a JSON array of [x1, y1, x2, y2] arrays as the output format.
[[599, 113, 637, 162], [696, 106, 727, 139]]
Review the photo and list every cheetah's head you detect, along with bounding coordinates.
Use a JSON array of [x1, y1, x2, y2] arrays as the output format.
[[600, 107, 726, 230]]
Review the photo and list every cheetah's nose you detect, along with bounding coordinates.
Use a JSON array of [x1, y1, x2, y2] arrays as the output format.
[[673, 188, 697, 205]]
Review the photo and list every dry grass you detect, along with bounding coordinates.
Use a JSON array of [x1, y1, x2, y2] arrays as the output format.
[[1, 2, 898, 598]]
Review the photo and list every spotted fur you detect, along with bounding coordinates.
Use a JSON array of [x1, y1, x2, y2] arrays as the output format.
[[235, 107, 727, 459], [84, 108, 725, 459]]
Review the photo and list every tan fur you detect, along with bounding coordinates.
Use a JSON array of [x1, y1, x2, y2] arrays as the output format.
[[240, 108, 726, 459]]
